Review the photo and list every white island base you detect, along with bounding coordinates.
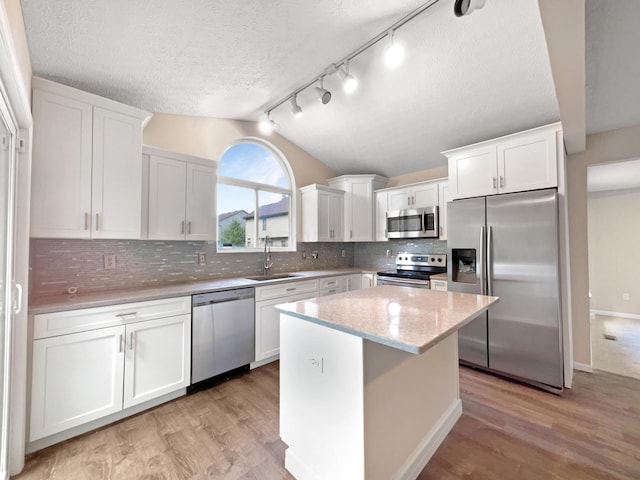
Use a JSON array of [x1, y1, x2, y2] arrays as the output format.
[[280, 314, 461, 480]]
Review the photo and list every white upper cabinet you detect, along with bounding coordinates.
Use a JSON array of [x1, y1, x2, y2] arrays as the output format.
[[30, 77, 151, 239], [444, 123, 561, 200], [144, 147, 217, 241], [328, 175, 388, 242], [388, 182, 438, 210], [374, 190, 388, 241], [437, 180, 450, 240], [300, 184, 345, 242]]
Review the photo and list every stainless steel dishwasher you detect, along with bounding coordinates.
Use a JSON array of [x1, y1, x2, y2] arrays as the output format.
[[191, 288, 255, 388]]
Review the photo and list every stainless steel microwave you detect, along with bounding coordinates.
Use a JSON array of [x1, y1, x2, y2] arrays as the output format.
[[386, 206, 439, 238]]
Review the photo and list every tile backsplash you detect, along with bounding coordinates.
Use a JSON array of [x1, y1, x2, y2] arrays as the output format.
[[29, 238, 447, 299]]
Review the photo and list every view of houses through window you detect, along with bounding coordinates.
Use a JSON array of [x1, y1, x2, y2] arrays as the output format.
[[217, 140, 293, 250]]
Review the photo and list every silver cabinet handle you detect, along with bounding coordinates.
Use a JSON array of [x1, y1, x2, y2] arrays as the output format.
[[95, 213, 100, 231], [115, 311, 137, 319], [84, 212, 89, 230], [328, 289, 336, 294], [188, 221, 192, 234], [408, 196, 411, 206], [181, 221, 185, 234], [118, 334, 124, 353], [499, 176, 504, 188], [350, 229, 352, 239], [492, 177, 497, 189], [286, 287, 296, 292], [128, 332, 134, 351]]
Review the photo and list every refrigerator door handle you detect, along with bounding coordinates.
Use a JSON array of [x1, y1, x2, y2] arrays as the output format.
[[479, 226, 486, 295], [487, 225, 493, 296]]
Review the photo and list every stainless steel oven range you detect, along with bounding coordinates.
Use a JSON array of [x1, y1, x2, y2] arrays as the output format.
[[376, 253, 446, 288]]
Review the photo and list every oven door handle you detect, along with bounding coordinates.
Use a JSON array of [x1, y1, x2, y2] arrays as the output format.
[[378, 277, 430, 287]]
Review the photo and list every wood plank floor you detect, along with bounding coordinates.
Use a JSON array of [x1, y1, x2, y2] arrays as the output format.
[[13, 363, 640, 479]]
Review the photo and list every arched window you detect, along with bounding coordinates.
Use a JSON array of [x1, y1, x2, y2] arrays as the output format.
[[217, 138, 295, 251]]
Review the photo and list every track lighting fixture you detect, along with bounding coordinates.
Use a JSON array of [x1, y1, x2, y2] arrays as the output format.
[[454, 0, 487, 17], [315, 77, 332, 104], [258, 111, 278, 135], [290, 95, 303, 118], [338, 62, 358, 94], [384, 31, 405, 69], [257, 0, 440, 128]]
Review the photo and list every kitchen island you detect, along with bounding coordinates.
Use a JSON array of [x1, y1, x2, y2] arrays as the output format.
[[276, 285, 498, 480]]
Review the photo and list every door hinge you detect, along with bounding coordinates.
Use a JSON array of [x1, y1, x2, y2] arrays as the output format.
[[16, 137, 26, 153], [0, 135, 8, 151]]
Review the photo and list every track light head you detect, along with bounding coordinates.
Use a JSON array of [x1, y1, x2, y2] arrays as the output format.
[[454, 0, 486, 17], [315, 77, 332, 104], [290, 95, 303, 118], [258, 112, 278, 135], [384, 31, 405, 69], [338, 63, 358, 94]]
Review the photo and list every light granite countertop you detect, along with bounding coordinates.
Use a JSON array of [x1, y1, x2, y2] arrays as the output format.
[[275, 285, 498, 355], [29, 268, 377, 315]]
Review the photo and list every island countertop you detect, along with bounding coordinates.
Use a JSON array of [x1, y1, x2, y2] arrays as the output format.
[[275, 285, 498, 354]]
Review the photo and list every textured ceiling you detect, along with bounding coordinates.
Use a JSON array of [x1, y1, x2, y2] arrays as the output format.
[[20, 0, 637, 179]]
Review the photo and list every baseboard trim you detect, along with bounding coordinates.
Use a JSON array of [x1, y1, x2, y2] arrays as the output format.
[[396, 399, 463, 480], [592, 310, 640, 320], [573, 362, 593, 373]]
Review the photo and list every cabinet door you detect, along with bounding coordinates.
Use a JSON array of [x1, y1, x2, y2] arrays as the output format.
[[30, 89, 93, 238], [30, 326, 125, 441], [437, 181, 449, 240], [314, 189, 332, 242], [186, 163, 216, 240], [148, 155, 187, 240], [92, 107, 143, 239], [361, 273, 375, 289], [497, 130, 557, 194], [255, 291, 316, 363], [411, 183, 439, 208], [388, 186, 413, 210], [448, 146, 497, 200], [374, 191, 388, 241], [347, 274, 362, 291], [123, 314, 191, 409], [346, 180, 374, 241], [330, 192, 344, 241]]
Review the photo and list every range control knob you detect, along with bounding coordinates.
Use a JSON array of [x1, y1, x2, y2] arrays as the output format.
[[437, 258, 442, 262]]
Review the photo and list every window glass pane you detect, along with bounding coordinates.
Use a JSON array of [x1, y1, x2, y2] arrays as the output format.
[[257, 192, 290, 248], [217, 184, 254, 248], [219, 142, 289, 188]]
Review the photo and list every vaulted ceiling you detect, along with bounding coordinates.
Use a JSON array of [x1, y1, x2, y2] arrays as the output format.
[[19, 0, 640, 180]]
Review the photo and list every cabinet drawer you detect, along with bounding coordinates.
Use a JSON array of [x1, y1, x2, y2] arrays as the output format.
[[255, 279, 318, 302], [318, 276, 348, 291], [34, 296, 191, 339]]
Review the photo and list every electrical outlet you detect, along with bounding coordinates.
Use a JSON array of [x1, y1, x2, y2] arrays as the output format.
[[103, 254, 116, 270], [341, 249, 345, 257], [623, 293, 630, 301], [198, 252, 206, 265], [312, 251, 319, 259], [386, 249, 392, 257], [302, 251, 307, 259]]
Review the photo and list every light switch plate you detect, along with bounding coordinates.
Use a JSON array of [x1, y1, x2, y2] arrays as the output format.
[[104, 254, 116, 270], [198, 252, 206, 265]]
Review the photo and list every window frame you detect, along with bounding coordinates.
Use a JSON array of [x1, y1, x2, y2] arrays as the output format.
[[216, 137, 296, 253]]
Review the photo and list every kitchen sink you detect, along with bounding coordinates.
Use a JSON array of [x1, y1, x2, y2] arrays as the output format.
[[244, 273, 301, 282]]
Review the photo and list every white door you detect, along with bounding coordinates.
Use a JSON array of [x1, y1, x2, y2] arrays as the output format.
[[448, 146, 497, 199], [148, 155, 187, 240], [92, 107, 142, 239], [186, 163, 216, 240], [122, 315, 191, 409], [29, 326, 125, 441], [411, 183, 439, 208], [388, 186, 413, 210], [0, 97, 19, 477]]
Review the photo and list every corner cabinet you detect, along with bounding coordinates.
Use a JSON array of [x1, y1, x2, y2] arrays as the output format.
[[30, 76, 151, 239], [142, 146, 218, 241], [30, 297, 191, 442], [300, 184, 345, 242], [444, 123, 561, 200], [327, 175, 388, 242]]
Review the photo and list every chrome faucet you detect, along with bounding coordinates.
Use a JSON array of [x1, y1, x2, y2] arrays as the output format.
[[263, 235, 273, 275]]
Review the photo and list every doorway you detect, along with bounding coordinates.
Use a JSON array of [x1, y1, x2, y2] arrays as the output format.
[[587, 159, 640, 380]]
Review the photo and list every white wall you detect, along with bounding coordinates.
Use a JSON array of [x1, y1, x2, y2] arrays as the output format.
[[587, 187, 640, 315]]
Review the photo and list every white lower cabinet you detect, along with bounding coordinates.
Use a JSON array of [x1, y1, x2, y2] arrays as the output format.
[[361, 273, 376, 288], [30, 297, 191, 442], [254, 280, 319, 363], [430, 279, 448, 292], [318, 276, 348, 296]]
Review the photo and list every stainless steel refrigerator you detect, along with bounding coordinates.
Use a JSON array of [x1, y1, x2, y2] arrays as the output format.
[[447, 188, 563, 391]]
